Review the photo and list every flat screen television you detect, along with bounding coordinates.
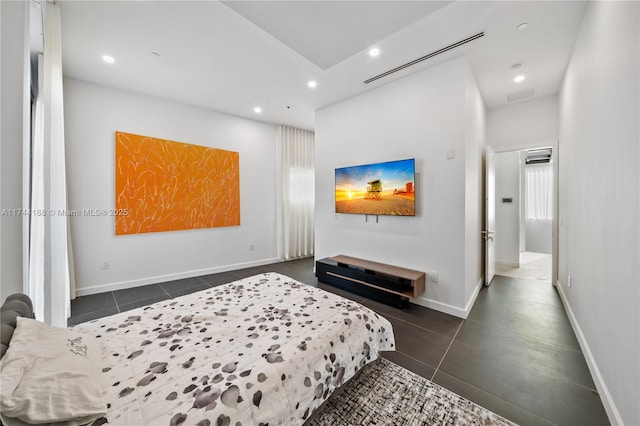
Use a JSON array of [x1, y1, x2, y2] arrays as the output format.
[[335, 158, 415, 216]]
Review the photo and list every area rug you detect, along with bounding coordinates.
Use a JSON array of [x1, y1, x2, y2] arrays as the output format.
[[309, 357, 516, 426]]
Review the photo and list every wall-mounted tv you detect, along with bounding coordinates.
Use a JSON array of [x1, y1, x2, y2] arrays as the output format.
[[335, 158, 415, 216]]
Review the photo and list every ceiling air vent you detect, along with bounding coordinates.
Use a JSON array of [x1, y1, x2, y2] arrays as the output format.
[[525, 148, 552, 165], [507, 88, 535, 103], [364, 32, 485, 84]]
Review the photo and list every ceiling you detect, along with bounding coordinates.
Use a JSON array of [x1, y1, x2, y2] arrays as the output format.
[[222, 1, 453, 70], [56, 1, 588, 130]]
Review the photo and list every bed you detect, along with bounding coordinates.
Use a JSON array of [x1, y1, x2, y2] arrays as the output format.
[[0, 272, 395, 426]]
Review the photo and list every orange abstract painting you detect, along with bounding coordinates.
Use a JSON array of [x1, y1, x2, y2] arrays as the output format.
[[115, 131, 240, 235]]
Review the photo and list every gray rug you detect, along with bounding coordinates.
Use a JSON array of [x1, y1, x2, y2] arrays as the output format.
[[309, 357, 516, 426]]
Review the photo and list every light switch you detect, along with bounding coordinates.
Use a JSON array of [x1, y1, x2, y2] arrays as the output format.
[[446, 149, 455, 159]]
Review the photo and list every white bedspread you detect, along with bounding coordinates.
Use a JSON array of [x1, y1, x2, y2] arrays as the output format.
[[72, 273, 395, 426]]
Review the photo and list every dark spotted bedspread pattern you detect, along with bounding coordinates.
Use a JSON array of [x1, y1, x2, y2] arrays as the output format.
[[72, 273, 395, 426]]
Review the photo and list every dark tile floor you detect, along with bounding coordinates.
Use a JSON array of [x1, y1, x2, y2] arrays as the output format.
[[69, 258, 609, 426]]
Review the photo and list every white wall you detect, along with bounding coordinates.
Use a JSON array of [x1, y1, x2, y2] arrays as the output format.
[[558, 2, 639, 425], [0, 0, 29, 301], [64, 79, 279, 295], [464, 66, 486, 308], [519, 151, 526, 253], [494, 151, 520, 266], [316, 57, 484, 317], [487, 95, 558, 152]]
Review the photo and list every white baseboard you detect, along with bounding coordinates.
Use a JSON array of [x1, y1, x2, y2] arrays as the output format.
[[75, 257, 279, 297], [411, 276, 484, 319], [463, 276, 485, 318], [556, 281, 622, 426], [496, 259, 519, 268], [411, 297, 466, 318]]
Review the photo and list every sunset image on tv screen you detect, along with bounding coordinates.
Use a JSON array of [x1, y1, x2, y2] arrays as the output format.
[[335, 158, 415, 216]]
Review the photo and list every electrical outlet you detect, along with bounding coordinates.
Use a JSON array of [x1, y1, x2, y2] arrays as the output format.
[[568, 275, 572, 288], [431, 271, 439, 283], [101, 259, 110, 270], [249, 244, 255, 251]]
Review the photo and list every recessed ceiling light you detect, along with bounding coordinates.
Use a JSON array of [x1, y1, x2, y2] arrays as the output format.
[[369, 48, 380, 57], [254, 107, 262, 114], [307, 80, 317, 89], [516, 23, 528, 31], [102, 55, 115, 64], [511, 63, 522, 70], [514, 75, 526, 83]]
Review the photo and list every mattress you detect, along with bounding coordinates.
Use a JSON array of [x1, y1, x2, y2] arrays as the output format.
[[72, 272, 395, 425]]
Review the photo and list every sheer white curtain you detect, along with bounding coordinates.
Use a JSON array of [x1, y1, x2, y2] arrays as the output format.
[[525, 164, 553, 221], [28, 0, 75, 326], [276, 126, 315, 260], [29, 54, 46, 321]]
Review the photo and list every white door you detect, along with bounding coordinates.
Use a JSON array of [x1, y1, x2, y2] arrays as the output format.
[[484, 146, 496, 286]]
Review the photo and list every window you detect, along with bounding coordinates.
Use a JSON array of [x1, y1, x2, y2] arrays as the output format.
[[276, 126, 314, 260], [525, 164, 552, 221]]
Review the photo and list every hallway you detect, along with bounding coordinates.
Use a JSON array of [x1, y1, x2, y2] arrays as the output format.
[[432, 275, 608, 425], [361, 271, 609, 425]]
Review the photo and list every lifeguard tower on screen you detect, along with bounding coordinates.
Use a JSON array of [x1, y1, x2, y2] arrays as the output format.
[[365, 179, 382, 199], [393, 182, 414, 195]]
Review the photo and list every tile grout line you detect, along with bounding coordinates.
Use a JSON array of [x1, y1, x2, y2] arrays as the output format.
[[196, 275, 221, 286], [434, 369, 560, 426], [392, 350, 439, 371], [111, 291, 120, 313], [196, 271, 245, 287], [158, 284, 173, 299], [430, 320, 464, 382], [70, 259, 312, 323], [371, 307, 460, 341], [463, 314, 585, 355], [441, 323, 600, 394]]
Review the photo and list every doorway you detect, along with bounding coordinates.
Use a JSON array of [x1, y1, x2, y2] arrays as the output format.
[[496, 251, 552, 282], [493, 147, 554, 284]]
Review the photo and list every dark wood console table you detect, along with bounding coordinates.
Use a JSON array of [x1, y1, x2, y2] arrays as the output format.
[[315, 255, 425, 307]]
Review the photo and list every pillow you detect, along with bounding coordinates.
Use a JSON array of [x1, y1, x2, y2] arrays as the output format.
[[1, 294, 34, 359], [0, 317, 106, 426]]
